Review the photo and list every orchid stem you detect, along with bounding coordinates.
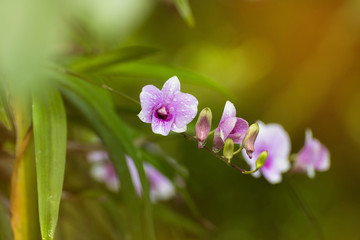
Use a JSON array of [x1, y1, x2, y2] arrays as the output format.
[[182, 132, 255, 174], [233, 146, 243, 156]]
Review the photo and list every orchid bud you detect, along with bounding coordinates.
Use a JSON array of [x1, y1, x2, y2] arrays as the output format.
[[196, 107, 212, 148], [223, 138, 234, 163], [256, 151, 267, 169], [242, 123, 259, 159]]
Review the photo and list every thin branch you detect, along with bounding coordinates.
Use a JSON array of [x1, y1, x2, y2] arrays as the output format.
[[182, 132, 248, 173]]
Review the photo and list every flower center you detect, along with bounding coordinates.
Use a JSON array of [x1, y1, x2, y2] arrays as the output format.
[[156, 107, 168, 120]]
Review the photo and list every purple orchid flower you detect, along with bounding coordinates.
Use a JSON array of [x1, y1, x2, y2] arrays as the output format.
[[293, 129, 330, 178], [138, 76, 199, 136], [242, 122, 291, 184], [88, 151, 175, 202], [212, 101, 249, 152], [126, 156, 175, 202], [88, 151, 120, 192]]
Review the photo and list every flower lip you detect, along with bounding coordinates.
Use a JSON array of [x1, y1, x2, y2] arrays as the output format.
[[156, 106, 169, 120]]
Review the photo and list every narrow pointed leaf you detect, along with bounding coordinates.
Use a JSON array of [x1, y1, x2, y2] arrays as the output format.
[[0, 97, 11, 130], [94, 62, 233, 98], [33, 85, 67, 240], [173, 0, 195, 27], [0, 82, 12, 130], [70, 46, 159, 73]]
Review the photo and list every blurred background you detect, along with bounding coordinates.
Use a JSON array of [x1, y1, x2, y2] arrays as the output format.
[[1, 0, 360, 239]]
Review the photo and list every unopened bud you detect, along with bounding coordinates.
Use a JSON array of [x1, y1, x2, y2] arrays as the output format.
[[256, 151, 267, 169], [242, 123, 259, 159], [196, 107, 212, 148], [223, 138, 234, 163]]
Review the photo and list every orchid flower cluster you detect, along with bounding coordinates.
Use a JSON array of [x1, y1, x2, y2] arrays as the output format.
[[88, 76, 330, 196], [137, 76, 330, 184]]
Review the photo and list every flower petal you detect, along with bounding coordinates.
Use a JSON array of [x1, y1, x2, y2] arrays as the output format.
[[219, 117, 237, 141], [162, 76, 181, 101], [294, 129, 330, 176], [228, 118, 249, 144], [212, 130, 224, 152], [261, 167, 282, 184], [220, 101, 236, 123], [315, 145, 330, 171], [144, 163, 175, 202], [87, 151, 108, 163], [255, 122, 291, 159], [139, 85, 163, 123], [171, 124, 187, 133], [169, 92, 198, 131], [126, 155, 142, 196], [242, 122, 291, 184], [151, 107, 175, 136]]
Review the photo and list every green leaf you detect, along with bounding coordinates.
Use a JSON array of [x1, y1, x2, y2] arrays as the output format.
[[94, 62, 233, 98], [70, 46, 159, 73], [0, 199, 12, 240], [0, 82, 12, 130], [173, 0, 195, 27], [176, 186, 201, 218], [56, 73, 155, 240], [33, 85, 67, 240]]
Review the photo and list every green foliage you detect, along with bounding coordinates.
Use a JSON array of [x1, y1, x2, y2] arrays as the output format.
[[71, 46, 159, 73], [173, 0, 195, 27], [56, 73, 155, 239], [0, 83, 12, 131], [0, 200, 12, 240], [154, 205, 207, 237], [84, 61, 233, 98], [32, 84, 67, 240]]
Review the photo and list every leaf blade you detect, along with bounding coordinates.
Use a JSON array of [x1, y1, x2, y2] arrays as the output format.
[[33, 85, 67, 240], [97, 62, 234, 98], [70, 46, 159, 73], [0, 82, 12, 131], [173, 0, 195, 27]]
